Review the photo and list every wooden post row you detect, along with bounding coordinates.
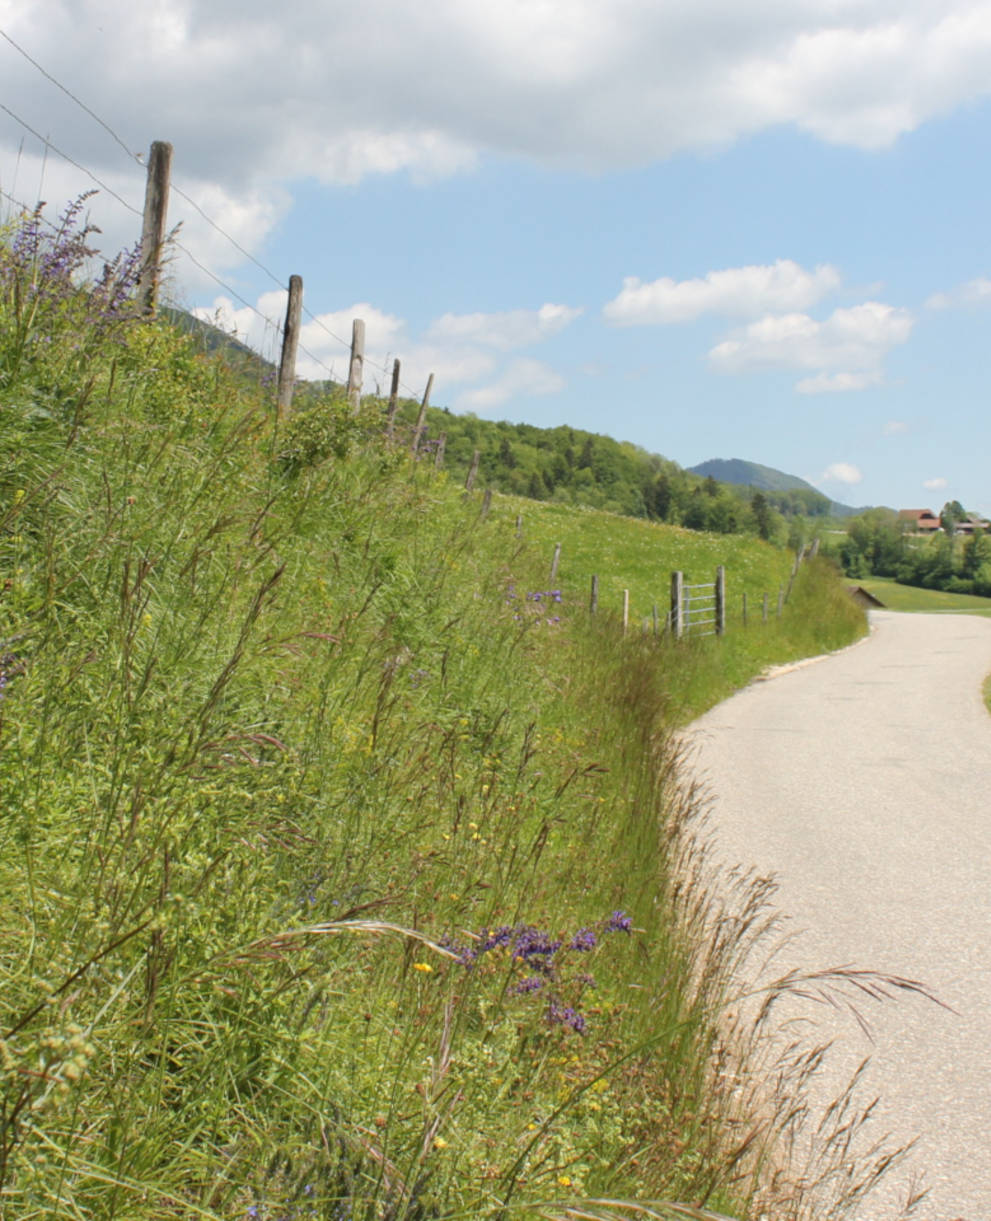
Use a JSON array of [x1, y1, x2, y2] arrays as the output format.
[[347, 319, 365, 413], [137, 140, 173, 315], [715, 565, 726, 636], [589, 574, 598, 613], [276, 274, 303, 419], [386, 359, 401, 440], [411, 373, 433, 455], [464, 450, 480, 492], [670, 571, 683, 640]]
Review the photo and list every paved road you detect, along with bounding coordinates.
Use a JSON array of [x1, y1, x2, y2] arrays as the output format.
[[685, 611, 991, 1221]]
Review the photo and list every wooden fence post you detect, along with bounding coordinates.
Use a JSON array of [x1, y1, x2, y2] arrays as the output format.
[[652, 603, 659, 636], [464, 450, 480, 492], [137, 140, 173, 315], [670, 571, 683, 640], [777, 587, 784, 618], [589, 574, 598, 613], [549, 543, 562, 583], [762, 592, 769, 623], [515, 514, 523, 539], [347, 319, 365, 413], [434, 432, 446, 468], [385, 359, 401, 440], [276, 274, 303, 420], [715, 565, 726, 635], [622, 589, 629, 635], [411, 373, 433, 455], [810, 538, 820, 558], [480, 488, 492, 520], [742, 591, 748, 627]]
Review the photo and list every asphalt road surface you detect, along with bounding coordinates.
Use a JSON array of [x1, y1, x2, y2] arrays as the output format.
[[685, 610, 991, 1221]]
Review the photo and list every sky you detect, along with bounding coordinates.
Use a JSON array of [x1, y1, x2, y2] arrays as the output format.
[[1, 1, 990, 514]]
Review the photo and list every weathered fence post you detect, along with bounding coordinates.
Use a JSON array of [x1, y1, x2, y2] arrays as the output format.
[[589, 574, 599, 613], [347, 319, 365, 413], [480, 487, 492, 520], [434, 432, 446, 468], [515, 514, 523, 539], [810, 538, 820, 558], [464, 450, 480, 492], [670, 571, 683, 640], [762, 592, 769, 623], [276, 274, 303, 420], [622, 589, 629, 635], [742, 591, 748, 627], [385, 359, 401, 440], [411, 373, 433, 455], [652, 603, 659, 636], [777, 587, 784, 618], [549, 543, 562, 583], [137, 140, 173, 315], [715, 565, 726, 636]]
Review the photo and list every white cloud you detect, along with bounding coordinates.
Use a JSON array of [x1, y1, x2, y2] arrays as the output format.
[[192, 293, 571, 406], [427, 304, 583, 349], [924, 477, 948, 490], [883, 419, 908, 435], [819, 462, 864, 485], [926, 277, 991, 309], [603, 260, 841, 325], [795, 371, 881, 394], [6, 1, 991, 215], [454, 359, 566, 412], [709, 301, 913, 391]]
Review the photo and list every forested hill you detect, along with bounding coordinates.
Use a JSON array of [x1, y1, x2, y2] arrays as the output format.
[[689, 457, 860, 518], [383, 398, 839, 538], [172, 311, 834, 538]]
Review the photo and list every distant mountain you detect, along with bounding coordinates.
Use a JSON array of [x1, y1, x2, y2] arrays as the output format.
[[689, 458, 861, 517]]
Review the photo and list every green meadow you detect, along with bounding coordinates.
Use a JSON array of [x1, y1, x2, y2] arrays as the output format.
[[1, 205, 873, 1220], [855, 574, 991, 616]]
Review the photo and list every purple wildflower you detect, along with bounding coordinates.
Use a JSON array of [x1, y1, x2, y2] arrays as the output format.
[[606, 910, 632, 934], [569, 928, 597, 952], [512, 976, 545, 995]]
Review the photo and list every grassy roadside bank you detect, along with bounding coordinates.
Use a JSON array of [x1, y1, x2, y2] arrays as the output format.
[[1, 209, 867, 1220]]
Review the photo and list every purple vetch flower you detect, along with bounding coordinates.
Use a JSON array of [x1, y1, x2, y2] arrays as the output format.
[[512, 976, 545, 995], [548, 1001, 586, 1034], [569, 928, 597, 952], [606, 910, 632, 934]]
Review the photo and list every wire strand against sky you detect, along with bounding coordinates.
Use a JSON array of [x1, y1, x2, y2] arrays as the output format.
[[0, 28, 427, 397], [0, 99, 141, 216], [0, 26, 140, 167], [172, 238, 339, 380]]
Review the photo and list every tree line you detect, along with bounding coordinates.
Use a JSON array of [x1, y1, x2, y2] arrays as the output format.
[[835, 504, 991, 596]]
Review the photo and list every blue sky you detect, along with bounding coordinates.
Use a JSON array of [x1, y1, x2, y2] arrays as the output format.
[[2, 1, 991, 513]]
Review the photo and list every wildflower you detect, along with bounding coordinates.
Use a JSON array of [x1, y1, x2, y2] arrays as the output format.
[[557, 1176, 572, 1187], [412, 962, 433, 974], [569, 928, 597, 952], [605, 910, 632, 934], [512, 976, 545, 995]]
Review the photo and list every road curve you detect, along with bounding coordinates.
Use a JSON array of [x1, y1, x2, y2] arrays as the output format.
[[685, 610, 991, 1221]]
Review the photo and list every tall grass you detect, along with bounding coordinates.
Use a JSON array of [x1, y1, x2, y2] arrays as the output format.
[[1, 204, 887, 1221]]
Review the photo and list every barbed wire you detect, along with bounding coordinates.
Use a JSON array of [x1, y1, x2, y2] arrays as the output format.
[[0, 28, 429, 401]]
